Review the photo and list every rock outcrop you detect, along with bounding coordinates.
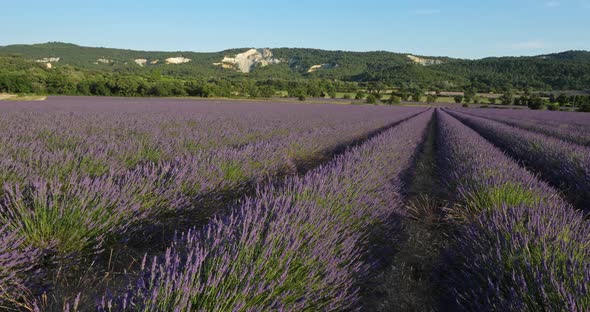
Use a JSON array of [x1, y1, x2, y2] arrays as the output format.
[[134, 59, 148, 66], [307, 63, 337, 73], [165, 57, 191, 64], [407, 55, 444, 66], [35, 57, 60, 63], [95, 58, 113, 64], [214, 48, 282, 73]]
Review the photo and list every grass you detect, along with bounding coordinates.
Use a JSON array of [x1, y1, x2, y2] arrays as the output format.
[[0, 93, 47, 101], [1, 184, 123, 256], [450, 183, 544, 222]]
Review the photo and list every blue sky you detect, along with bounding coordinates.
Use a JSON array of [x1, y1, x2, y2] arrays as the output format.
[[1, 0, 588, 58]]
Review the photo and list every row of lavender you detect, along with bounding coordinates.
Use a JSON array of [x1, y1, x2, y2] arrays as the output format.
[[437, 109, 589, 311], [0, 98, 428, 309], [445, 108, 590, 209], [453, 107, 590, 147], [0, 98, 425, 258], [91, 110, 434, 310]]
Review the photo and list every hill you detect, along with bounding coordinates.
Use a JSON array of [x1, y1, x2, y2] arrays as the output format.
[[0, 42, 589, 95]]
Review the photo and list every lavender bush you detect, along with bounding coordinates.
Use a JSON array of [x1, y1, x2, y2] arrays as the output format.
[[445, 203, 590, 311], [0, 225, 40, 309], [97, 109, 434, 311], [0, 97, 425, 259], [437, 109, 590, 311], [446, 108, 590, 209], [436, 109, 567, 218], [454, 107, 590, 147]]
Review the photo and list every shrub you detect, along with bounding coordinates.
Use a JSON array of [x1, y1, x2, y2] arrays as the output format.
[[0, 225, 40, 308], [462, 103, 469, 108], [387, 95, 401, 105], [579, 103, 590, 112], [366, 94, 377, 104], [443, 204, 590, 311], [527, 95, 545, 110], [342, 93, 351, 100]]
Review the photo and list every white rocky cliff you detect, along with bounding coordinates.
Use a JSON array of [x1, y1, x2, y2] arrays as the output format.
[[165, 57, 191, 64], [407, 55, 444, 66], [214, 48, 282, 73], [134, 59, 148, 66]]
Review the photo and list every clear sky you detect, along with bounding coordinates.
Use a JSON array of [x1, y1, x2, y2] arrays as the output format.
[[1, 0, 588, 59]]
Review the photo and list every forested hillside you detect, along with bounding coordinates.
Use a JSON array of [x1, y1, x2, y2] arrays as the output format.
[[0, 42, 589, 97]]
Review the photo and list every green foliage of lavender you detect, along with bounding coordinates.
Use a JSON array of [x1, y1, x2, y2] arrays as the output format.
[[447, 109, 590, 210], [0, 225, 40, 308], [437, 109, 590, 311], [456, 108, 590, 147], [0, 98, 424, 258], [98, 110, 434, 311]]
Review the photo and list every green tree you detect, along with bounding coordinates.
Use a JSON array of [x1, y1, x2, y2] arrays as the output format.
[[556, 94, 569, 106], [426, 94, 437, 103], [399, 91, 411, 101], [454, 95, 464, 104], [387, 95, 401, 105], [259, 86, 275, 98], [500, 90, 514, 105], [527, 95, 545, 110]]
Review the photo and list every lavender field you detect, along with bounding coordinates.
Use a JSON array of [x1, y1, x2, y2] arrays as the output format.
[[0, 97, 589, 311]]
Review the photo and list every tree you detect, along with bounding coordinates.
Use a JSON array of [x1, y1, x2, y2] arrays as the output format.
[[514, 96, 527, 106], [454, 95, 464, 104], [426, 94, 437, 103], [464, 88, 476, 104], [527, 95, 545, 110], [90, 80, 111, 96], [76, 81, 91, 95], [556, 94, 569, 106], [259, 86, 275, 98], [399, 91, 411, 101], [500, 90, 514, 105], [387, 95, 401, 105], [148, 84, 171, 97], [355, 91, 366, 100], [366, 94, 377, 104], [488, 97, 497, 105]]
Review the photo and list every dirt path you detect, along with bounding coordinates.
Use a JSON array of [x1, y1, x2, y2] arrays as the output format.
[[362, 112, 449, 311]]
